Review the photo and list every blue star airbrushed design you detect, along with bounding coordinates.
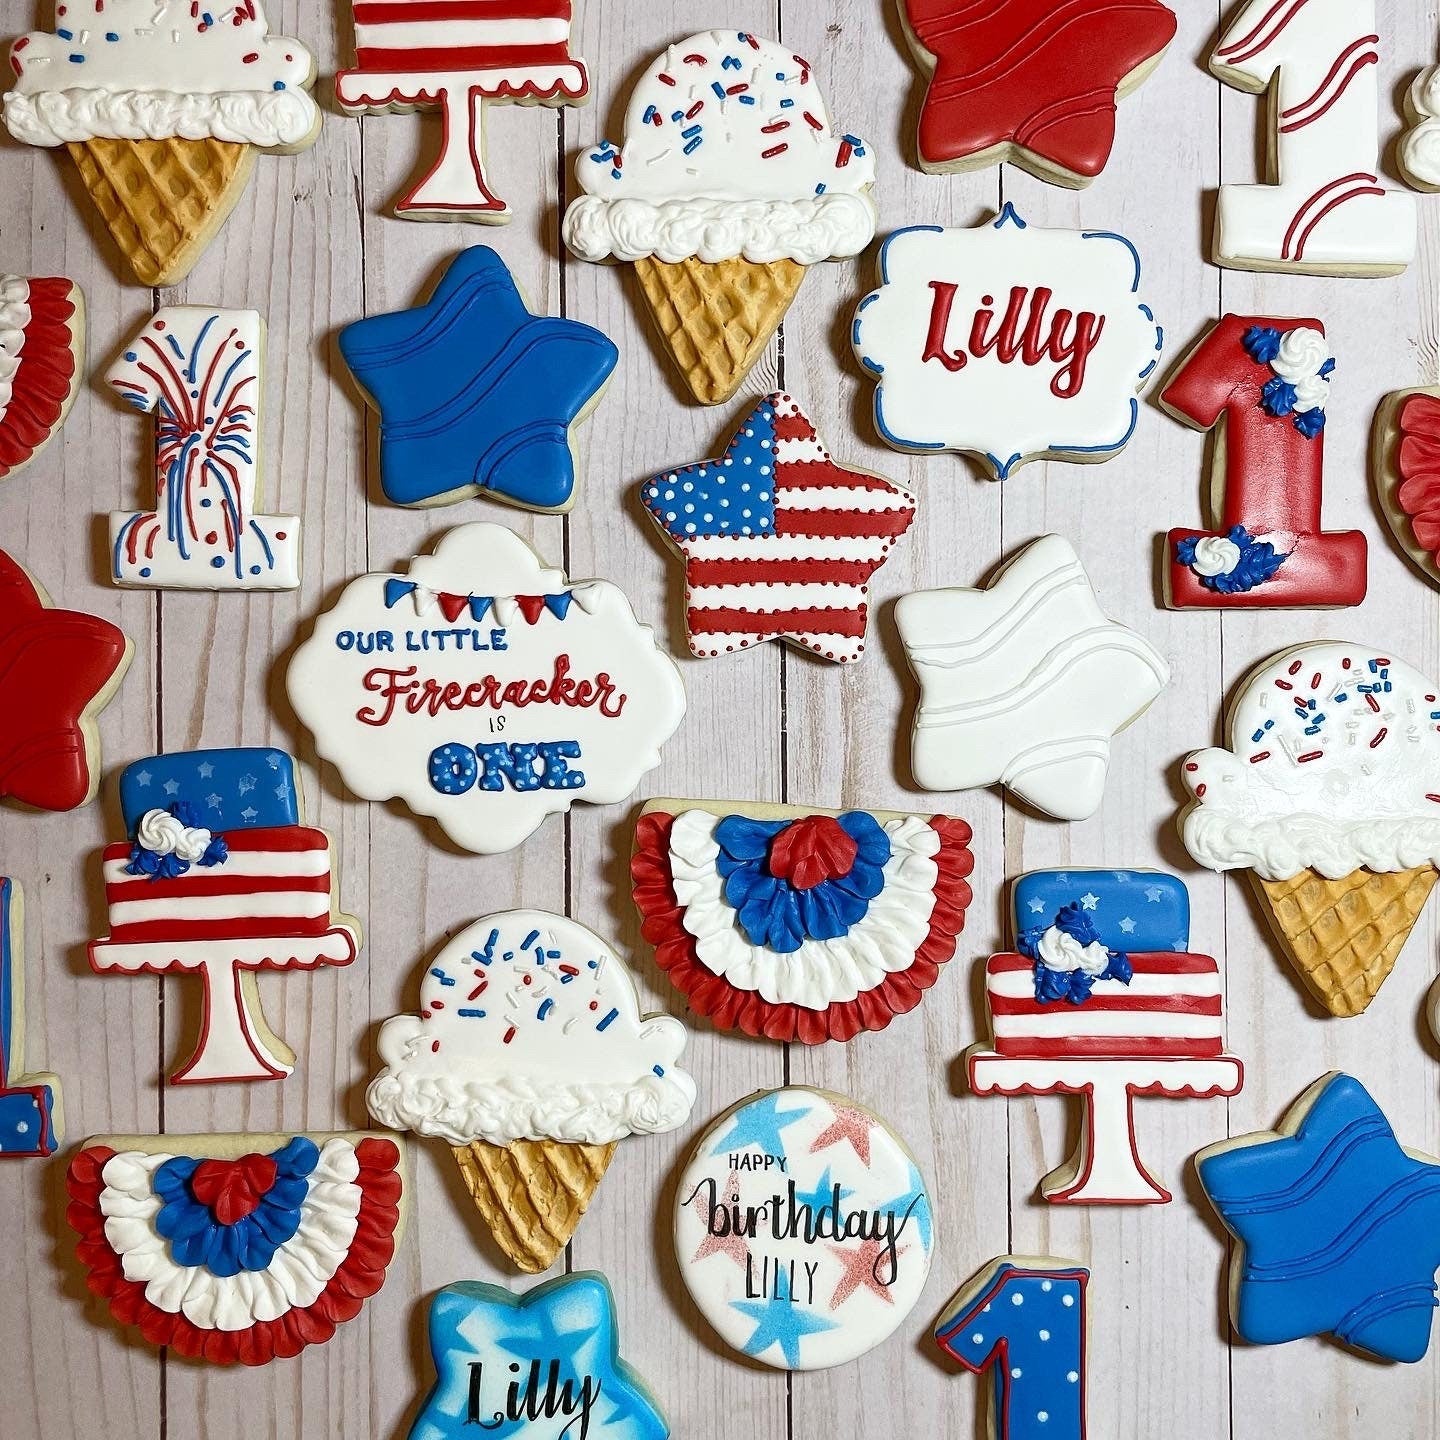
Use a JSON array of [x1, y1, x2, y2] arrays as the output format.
[[117, 747, 300, 833], [339, 247, 618, 513], [1011, 868, 1189, 953], [409, 1274, 668, 1440], [1197, 1072, 1440, 1364]]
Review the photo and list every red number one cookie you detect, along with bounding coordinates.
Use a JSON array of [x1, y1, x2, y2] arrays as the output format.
[[1163, 315, 1365, 609]]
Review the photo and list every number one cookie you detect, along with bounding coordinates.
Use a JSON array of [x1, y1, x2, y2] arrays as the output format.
[[936, 1257, 1089, 1440], [1164, 316, 1365, 608], [1211, 0, 1414, 276], [106, 308, 300, 591]]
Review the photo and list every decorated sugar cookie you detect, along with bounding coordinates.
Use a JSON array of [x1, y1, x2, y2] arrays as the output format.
[[336, 0, 588, 222], [896, 535, 1170, 821], [675, 1087, 934, 1370], [1197, 1073, 1440, 1363], [0, 550, 133, 812], [408, 1275, 668, 1440], [1401, 59, 1440, 192], [1210, 0, 1415, 276], [0, 275, 84, 482], [368, 911, 696, 1275], [106, 308, 300, 591], [638, 394, 916, 662], [339, 248, 617, 514], [1373, 386, 1440, 590], [4, 2, 322, 287], [967, 870, 1242, 1205], [631, 799, 973, 1043], [0, 880, 62, 1158], [66, 1129, 406, 1365], [899, 0, 1176, 186], [88, 748, 360, 1084], [1179, 643, 1440, 1017], [1164, 316, 1365, 608], [853, 205, 1163, 476], [936, 1256, 1090, 1440], [287, 524, 686, 855], [563, 31, 876, 406]]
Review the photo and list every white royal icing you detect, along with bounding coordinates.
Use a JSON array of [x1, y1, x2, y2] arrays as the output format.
[[134, 808, 214, 863], [0, 276, 32, 429], [896, 535, 1170, 821], [1401, 66, 1440, 191], [1210, 0, 1414, 273], [1033, 926, 1113, 977], [4, 1, 320, 149], [1187, 535, 1243, 579], [852, 207, 1164, 478], [1181, 643, 1440, 881], [1269, 327, 1331, 412], [366, 911, 697, 1148], [563, 30, 876, 264], [98, 1140, 363, 1332], [666, 809, 942, 1009]]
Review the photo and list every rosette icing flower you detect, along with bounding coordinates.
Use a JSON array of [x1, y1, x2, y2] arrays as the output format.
[[125, 803, 227, 879], [1018, 901, 1133, 1004], [1176, 524, 1287, 595], [1243, 324, 1333, 437]]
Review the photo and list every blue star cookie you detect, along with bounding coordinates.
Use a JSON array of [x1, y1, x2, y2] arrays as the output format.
[[339, 248, 618, 514], [409, 1274, 667, 1440], [1197, 1072, 1440, 1363]]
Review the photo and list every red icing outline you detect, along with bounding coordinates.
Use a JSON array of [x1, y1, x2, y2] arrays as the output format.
[[66, 1137, 402, 1365], [632, 808, 973, 1044], [0, 278, 81, 480]]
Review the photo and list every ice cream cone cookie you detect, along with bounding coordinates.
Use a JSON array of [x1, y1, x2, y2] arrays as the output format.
[[935, 1256, 1090, 1440], [4, 3, 322, 287], [638, 394, 916, 662], [1180, 643, 1440, 1017], [0, 549, 133, 812], [852, 205, 1164, 477], [339, 248, 618, 514], [896, 535, 1170, 821], [408, 1275, 668, 1440], [966, 869, 1242, 1205], [675, 1087, 934, 1370], [286, 524, 686, 855], [631, 798, 973, 1043], [65, 1129, 407, 1365], [0, 275, 83, 483], [562, 31, 876, 406], [1196, 1073, 1440, 1363], [367, 911, 697, 1274], [335, 0, 589, 223]]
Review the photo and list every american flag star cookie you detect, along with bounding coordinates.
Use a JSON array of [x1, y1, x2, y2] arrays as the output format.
[[639, 393, 915, 663]]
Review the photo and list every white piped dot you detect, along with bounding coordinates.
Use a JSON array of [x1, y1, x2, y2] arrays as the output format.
[[1037, 1413, 1049, 1424], [971, 1332, 983, 1345], [1038, 1330, 1050, 1342], [1040, 1281, 1052, 1292], [1061, 1295, 1074, 1307], [1010, 1368, 1022, 1379], [1011, 1294, 1024, 1306], [1067, 1372, 1078, 1384]]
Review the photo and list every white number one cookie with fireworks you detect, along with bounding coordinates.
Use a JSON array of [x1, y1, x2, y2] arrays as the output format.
[[106, 308, 299, 591], [1211, 0, 1415, 276]]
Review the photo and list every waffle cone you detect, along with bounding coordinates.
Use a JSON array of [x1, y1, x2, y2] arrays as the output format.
[[1252, 865, 1439, 1017], [451, 1138, 616, 1273], [633, 255, 805, 405], [67, 138, 256, 287]]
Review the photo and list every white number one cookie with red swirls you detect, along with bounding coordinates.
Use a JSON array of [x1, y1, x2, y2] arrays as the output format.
[[1211, 0, 1415, 276], [1164, 316, 1366, 608]]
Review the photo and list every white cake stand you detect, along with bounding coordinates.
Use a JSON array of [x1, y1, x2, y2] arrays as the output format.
[[967, 1051, 1245, 1204]]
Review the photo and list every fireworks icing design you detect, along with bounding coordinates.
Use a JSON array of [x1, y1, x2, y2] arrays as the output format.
[[107, 308, 299, 590], [1182, 644, 1440, 880]]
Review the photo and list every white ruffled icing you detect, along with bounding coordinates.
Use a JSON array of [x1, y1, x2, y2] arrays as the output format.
[[1034, 925, 1112, 976], [562, 192, 876, 265], [1269, 327, 1331, 414], [667, 809, 941, 1009], [1403, 68, 1440, 189], [1188, 535, 1241, 578], [98, 1141, 363, 1332], [4, 88, 318, 148], [0, 276, 32, 429], [135, 807, 213, 863]]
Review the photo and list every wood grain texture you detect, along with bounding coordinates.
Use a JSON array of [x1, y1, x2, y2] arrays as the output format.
[[3, 0, 1440, 1436]]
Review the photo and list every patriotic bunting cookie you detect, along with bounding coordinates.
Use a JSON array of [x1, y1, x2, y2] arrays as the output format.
[[66, 1129, 406, 1365], [0, 275, 84, 482], [632, 799, 973, 1043], [639, 394, 915, 662]]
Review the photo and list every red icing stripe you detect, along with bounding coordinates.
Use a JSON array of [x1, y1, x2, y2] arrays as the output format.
[[686, 606, 869, 637], [353, 41, 572, 68], [987, 951, 1219, 976], [772, 506, 916, 539], [993, 1035, 1224, 1059], [988, 993, 1224, 1017]]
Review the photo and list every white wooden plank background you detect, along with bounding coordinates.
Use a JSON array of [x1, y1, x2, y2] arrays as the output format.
[[3, 1, 1440, 1435]]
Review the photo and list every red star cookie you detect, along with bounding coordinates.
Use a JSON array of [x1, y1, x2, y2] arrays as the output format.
[[901, 0, 1177, 186], [0, 551, 132, 810]]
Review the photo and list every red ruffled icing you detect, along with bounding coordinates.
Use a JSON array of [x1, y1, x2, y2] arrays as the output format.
[[0, 277, 81, 480], [65, 1138, 403, 1366], [632, 808, 974, 1044], [1396, 393, 1440, 562]]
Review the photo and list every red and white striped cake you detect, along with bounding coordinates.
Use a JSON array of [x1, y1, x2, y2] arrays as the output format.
[[100, 829, 336, 944], [984, 951, 1226, 1060]]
